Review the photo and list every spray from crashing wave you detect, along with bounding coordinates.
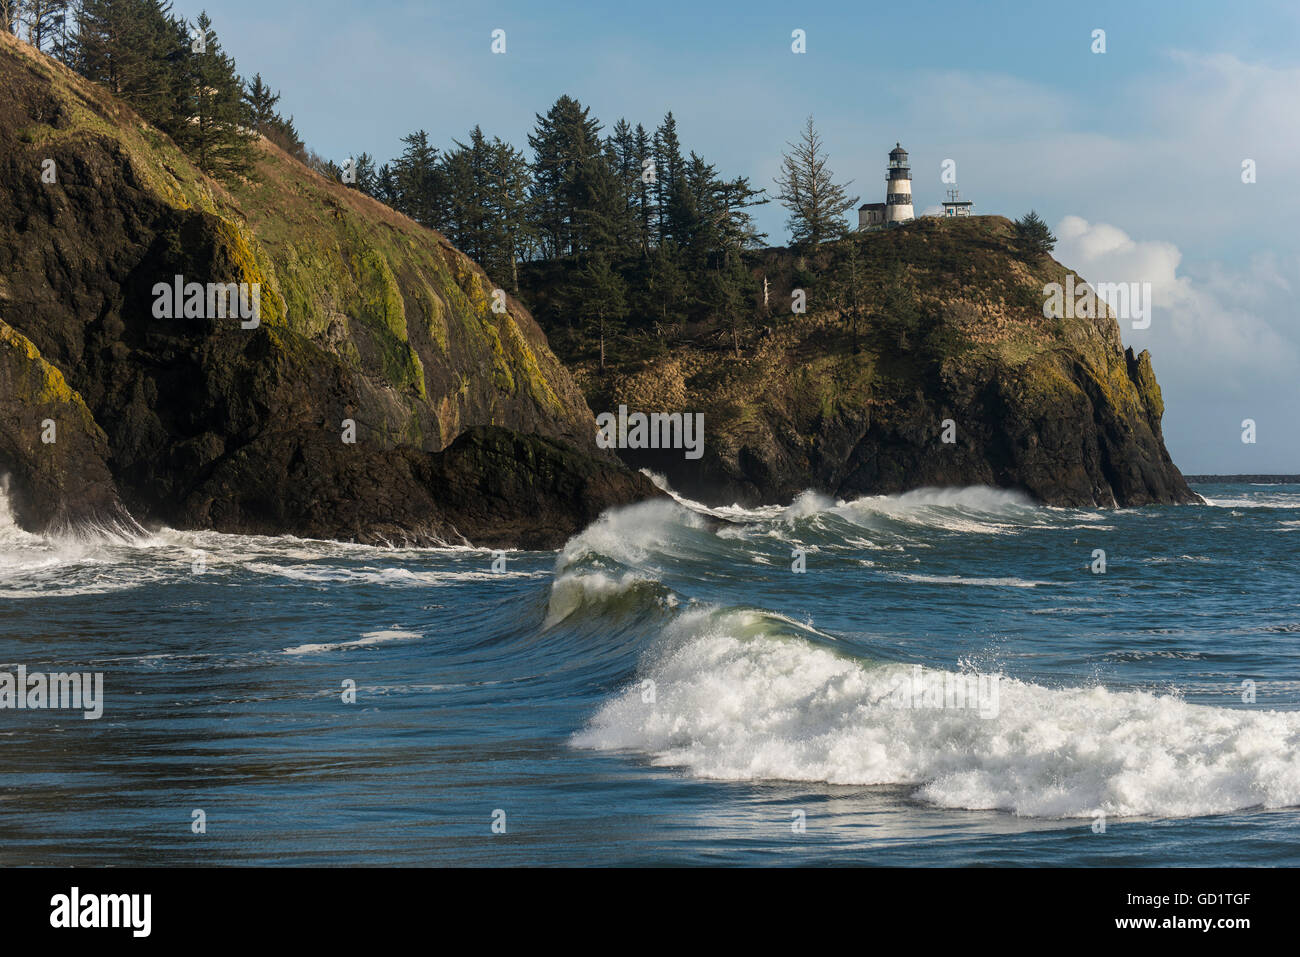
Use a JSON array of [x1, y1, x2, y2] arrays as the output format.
[[0, 476, 37, 542], [0, 475, 100, 576], [558, 481, 1300, 820], [0, 475, 539, 597], [0, 474, 160, 588]]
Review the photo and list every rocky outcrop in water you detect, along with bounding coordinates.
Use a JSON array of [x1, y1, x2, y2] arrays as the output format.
[[0, 33, 655, 546], [548, 217, 1198, 508]]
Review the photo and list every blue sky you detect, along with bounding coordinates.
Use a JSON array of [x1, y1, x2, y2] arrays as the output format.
[[180, 0, 1300, 473]]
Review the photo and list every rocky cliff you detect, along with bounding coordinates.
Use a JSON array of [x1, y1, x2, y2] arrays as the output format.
[[0, 32, 654, 546], [0, 32, 1197, 545], [547, 216, 1198, 508]]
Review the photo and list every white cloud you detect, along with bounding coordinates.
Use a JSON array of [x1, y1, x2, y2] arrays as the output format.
[[887, 51, 1300, 256], [1055, 215, 1297, 382], [1054, 215, 1300, 470]]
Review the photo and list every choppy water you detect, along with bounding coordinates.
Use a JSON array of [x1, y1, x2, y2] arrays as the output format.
[[1, 478, 1298, 866]]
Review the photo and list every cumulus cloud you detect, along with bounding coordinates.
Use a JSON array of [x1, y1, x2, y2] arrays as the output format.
[[1054, 215, 1300, 470], [1054, 215, 1296, 382], [887, 51, 1300, 253]]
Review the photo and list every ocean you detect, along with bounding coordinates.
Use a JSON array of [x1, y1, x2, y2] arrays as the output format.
[[2, 479, 1298, 866]]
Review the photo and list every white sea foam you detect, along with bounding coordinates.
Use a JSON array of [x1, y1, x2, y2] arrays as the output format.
[[643, 476, 1029, 535], [283, 630, 423, 655], [0, 478, 38, 542], [0, 481, 142, 592], [647, 475, 1050, 538], [0, 478, 537, 596], [575, 608, 1300, 819], [832, 487, 1042, 535], [1205, 495, 1299, 509], [640, 470, 790, 522], [891, 572, 1050, 588], [245, 562, 541, 587]]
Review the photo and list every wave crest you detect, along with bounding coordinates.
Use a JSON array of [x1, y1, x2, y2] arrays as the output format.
[[574, 610, 1300, 819]]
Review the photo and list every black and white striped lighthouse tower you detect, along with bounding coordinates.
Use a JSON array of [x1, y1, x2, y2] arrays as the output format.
[[885, 143, 914, 223]]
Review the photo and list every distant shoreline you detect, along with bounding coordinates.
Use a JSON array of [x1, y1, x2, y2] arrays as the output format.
[[1185, 475, 1300, 484]]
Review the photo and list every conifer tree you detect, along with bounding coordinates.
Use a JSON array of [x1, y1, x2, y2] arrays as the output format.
[[774, 116, 859, 248], [241, 72, 280, 132], [647, 239, 688, 330], [486, 136, 534, 291], [528, 95, 603, 258], [1014, 210, 1057, 255], [239, 74, 304, 161], [713, 174, 768, 254], [264, 113, 305, 161], [182, 11, 254, 179], [652, 112, 684, 243], [607, 118, 641, 256], [74, 0, 189, 137], [709, 254, 755, 358], [632, 122, 654, 256], [666, 163, 703, 266], [391, 130, 440, 228], [574, 143, 634, 261], [50, 1, 78, 64], [457, 127, 496, 263], [577, 254, 627, 371], [23, 0, 69, 50], [373, 162, 398, 206], [351, 151, 377, 194]]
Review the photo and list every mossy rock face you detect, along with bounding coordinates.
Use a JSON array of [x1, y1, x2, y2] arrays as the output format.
[[534, 218, 1197, 508], [0, 32, 641, 544], [0, 320, 129, 531], [418, 426, 664, 549], [148, 422, 658, 550]]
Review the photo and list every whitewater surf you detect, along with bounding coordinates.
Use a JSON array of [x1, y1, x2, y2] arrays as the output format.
[[2, 477, 1299, 864], [558, 487, 1300, 820]]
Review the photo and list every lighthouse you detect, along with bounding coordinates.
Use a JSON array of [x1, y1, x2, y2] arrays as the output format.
[[857, 142, 918, 229], [885, 142, 914, 223]]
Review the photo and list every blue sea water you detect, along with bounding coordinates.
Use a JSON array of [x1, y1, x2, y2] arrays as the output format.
[[1, 479, 1298, 866]]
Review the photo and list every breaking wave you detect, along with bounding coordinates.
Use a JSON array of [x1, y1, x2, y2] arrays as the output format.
[[573, 606, 1300, 818], [561, 482, 1300, 819]]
